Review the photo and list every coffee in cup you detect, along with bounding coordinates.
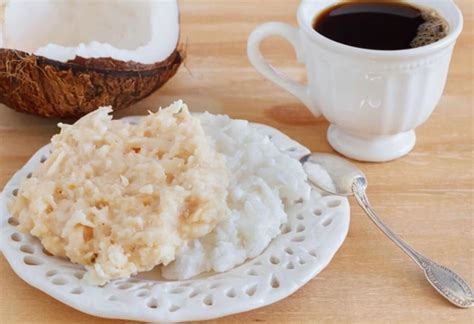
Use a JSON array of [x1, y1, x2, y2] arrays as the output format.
[[313, 1, 449, 50]]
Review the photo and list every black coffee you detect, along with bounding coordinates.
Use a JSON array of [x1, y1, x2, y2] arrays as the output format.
[[313, 1, 448, 50]]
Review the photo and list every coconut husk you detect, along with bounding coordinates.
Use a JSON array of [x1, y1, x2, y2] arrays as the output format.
[[0, 48, 183, 118]]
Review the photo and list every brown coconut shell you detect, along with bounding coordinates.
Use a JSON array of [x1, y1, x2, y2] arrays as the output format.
[[0, 48, 183, 118]]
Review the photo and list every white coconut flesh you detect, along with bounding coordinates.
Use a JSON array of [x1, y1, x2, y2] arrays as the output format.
[[2, 0, 179, 64]]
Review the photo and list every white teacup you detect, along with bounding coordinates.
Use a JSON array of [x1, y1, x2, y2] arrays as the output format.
[[247, 0, 463, 162]]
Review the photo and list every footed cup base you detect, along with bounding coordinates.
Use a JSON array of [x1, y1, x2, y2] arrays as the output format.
[[327, 125, 416, 162]]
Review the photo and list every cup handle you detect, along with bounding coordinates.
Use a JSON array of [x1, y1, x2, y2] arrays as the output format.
[[247, 22, 320, 116]]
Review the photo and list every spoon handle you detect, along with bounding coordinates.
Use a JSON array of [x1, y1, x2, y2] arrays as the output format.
[[351, 178, 473, 308]]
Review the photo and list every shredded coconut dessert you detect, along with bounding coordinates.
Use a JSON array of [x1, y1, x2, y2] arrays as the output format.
[[161, 113, 311, 280], [8, 100, 312, 284], [8, 101, 229, 285]]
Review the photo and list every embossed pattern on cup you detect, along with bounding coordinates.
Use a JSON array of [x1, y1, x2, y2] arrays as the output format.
[[303, 40, 454, 136]]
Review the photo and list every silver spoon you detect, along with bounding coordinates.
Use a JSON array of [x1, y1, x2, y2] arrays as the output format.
[[300, 153, 473, 308]]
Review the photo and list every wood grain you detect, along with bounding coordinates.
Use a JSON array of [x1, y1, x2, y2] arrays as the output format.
[[0, 0, 472, 323]]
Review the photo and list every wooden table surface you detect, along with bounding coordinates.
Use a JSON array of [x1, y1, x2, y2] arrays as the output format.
[[1, 0, 473, 323]]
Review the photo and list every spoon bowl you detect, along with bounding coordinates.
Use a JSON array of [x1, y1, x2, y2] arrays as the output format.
[[300, 153, 366, 196]]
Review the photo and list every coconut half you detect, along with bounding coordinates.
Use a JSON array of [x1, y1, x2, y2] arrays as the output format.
[[0, 0, 182, 118]]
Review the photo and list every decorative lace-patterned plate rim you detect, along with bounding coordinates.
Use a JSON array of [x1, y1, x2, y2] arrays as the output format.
[[0, 116, 350, 322]]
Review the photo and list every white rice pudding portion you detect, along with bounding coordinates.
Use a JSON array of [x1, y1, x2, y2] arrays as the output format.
[[161, 113, 311, 280]]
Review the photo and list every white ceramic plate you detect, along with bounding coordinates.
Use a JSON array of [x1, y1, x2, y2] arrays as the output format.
[[0, 117, 350, 322]]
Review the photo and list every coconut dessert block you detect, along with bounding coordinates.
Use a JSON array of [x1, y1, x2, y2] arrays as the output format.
[[0, 0, 183, 118], [7, 101, 230, 285]]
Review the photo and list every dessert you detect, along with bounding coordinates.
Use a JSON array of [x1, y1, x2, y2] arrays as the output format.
[[8, 101, 229, 285]]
